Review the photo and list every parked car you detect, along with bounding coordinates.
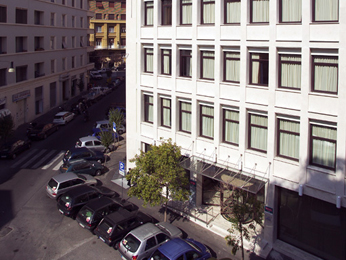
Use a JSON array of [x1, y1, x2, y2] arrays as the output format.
[[90, 71, 102, 79], [149, 238, 211, 260], [94, 209, 154, 247], [63, 147, 106, 164], [94, 120, 126, 135], [0, 139, 31, 159], [53, 111, 75, 125], [91, 128, 118, 140], [75, 136, 107, 153], [117, 222, 183, 260], [46, 172, 97, 199], [26, 123, 59, 140], [57, 185, 118, 219], [76, 197, 137, 232], [59, 159, 105, 176], [105, 105, 126, 119]]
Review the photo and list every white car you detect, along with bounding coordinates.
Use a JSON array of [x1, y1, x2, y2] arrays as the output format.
[[53, 111, 75, 125], [90, 71, 102, 80]]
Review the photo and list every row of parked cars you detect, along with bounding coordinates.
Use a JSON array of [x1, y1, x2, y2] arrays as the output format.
[[45, 179, 212, 260]]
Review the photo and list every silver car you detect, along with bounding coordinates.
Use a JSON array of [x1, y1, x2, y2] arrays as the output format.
[[117, 222, 182, 260], [75, 136, 107, 153], [46, 172, 97, 199], [53, 111, 75, 125]]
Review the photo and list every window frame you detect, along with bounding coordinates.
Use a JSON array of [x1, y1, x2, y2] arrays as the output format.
[[277, 118, 300, 161], [161, 49, 171, 75], [279, 0, 302, 23], [144, 47, 154, 73], [250, 0, 269, 24], [312, 0, 339, 23], [179, 100, 192, 133], [201, 0, 215, 25], [16, 8, 27, 24], [144, 1, 154, 26], [278, 54, 301, 90], [223, 51, 240, 83], [0, 6, 7, 23], [224, 0, 241, 24], [249, 52, 269, 86], [144, 94, 154, 123], [160, 97, 171, 128], [180, 0, 192, 25], [222, 108, 239, 146], [311, 55, 338, 94], [199, 104, 214, 139], [180, 49, 192, 78], [200, 50, 215, 80], [161, 0, 172, 25], [248, 113, 268, 153]]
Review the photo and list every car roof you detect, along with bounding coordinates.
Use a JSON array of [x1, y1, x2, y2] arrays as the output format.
[[96, 120, 109, 125], [157, 238, 193, 258], [68, 147, 91, 153], [127, 223, 161, 240], [84, 196, 118, 211], [52, 172, 78, 183], [62, 185, 96, 197], [55, 111, 70, 116], [78, 136, 100, 142], [103, 208, 134, 224]]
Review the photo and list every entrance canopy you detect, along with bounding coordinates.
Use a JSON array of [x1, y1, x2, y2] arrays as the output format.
[[181, 155, 268, 194]]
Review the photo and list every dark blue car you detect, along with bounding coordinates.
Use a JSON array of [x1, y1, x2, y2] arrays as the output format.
[[149, 238, 211, 260], [91, 128, 118, 140]]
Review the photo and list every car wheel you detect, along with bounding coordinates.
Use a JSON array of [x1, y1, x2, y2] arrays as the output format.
[[95, 170, 102, 176], [118, 130, 123, 135], [11, 153, 16, 159]]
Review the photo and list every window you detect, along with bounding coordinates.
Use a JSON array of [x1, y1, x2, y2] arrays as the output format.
[[34, 10, 44, 25], [180, 0, 192, 25], [62, 58, 66, 70], [224, 0, 240, 24], [162, 0, 172, 25], [122, 2, 126, 8], [145, 1, 154, 26], [72, 36, 75, 48], [50, 82, 57, 108], [144, 94, 154, 123], [72, 16, 75, 27], [35, 62, 44, 78], [312, 55, 338, 94], [72, 56, 75, 68], [96, 38, 101, 47], [50, 36, 55, 49], [201, 0, 215, 24], [80, 36, 84, 47], [16, 65, 27, 82], [95, 13, 102, 19], [223, 109, 239, 145], [34, 36, 44, 51], [277, 118, 300, 160], [62, 36, 67, 49], [0, 6, 6, 23], [35, 86, 43, 115], [161, 98, 171, 128], [279, 0, 302, 23], [250, 0, 269, 23], [16, 37, 27, 52], [62, 0, 66, 4], [62, 14, 66, 27], [16, 9, 27, 24], [50, 13, 55, 26], [279, 54, 301, 89], [144, 48, 154, 73], [310, 123, 336, 170], [200, 105, 214, 139], [180, 49, 192, 77], [72, 0, 75, 7], [313, 0, 338, 22], [0, 37, 5, 54], [0, 69, 6, 86], [109, 1, 114, 8], [121, 14, 126, 20], [224, 51, 240, 83], [96, 1, 103, 8], [120, 38, 126, 47], [80, 17, 84, 28], [249, 113, 268, 152], [80, 55, 83, 66], [80, 0, 83, 9], [200, 50, 214, 80], [179, 101, 191, 133], [51, 59, 55, 73], [249, 52, 268, 86], [109, 14, 114, 20], [96, 25, 102, 32], [161, 49, 171, 75], [121, 25, 126, 33]]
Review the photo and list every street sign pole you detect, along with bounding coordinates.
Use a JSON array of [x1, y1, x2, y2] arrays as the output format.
[[119, 161, 125, 198]]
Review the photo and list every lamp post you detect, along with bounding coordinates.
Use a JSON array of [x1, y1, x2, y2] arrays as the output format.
[[0, 61, 15, 73]]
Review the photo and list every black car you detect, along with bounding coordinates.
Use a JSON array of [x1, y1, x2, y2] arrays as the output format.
[[0, 139, 31, 159], [94, 209, 153, 247], [76, 197, 138, 232], [63, 147, 105, 164], [59, 159, 105, 176], [27, 123, 59, 140], [57, 185, 118, 219]]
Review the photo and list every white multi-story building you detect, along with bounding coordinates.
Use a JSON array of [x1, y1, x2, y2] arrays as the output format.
[[0, 0, 94, 127], [126, 1, 345, 259]]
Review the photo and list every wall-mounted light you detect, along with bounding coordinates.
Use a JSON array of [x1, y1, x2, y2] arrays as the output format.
[[8, 62, 15, 73]]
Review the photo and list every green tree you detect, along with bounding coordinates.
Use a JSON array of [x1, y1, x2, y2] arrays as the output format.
[[108, 108, 124, 145], [0, 115, 15, 143], [99, 129, 114, 152], [126, 139, 190, 221], [223, 186, 264, 260]]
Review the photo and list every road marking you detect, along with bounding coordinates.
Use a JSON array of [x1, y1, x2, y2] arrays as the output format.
[[31, 150, 57, 169], [20, 149, 47, 169], [10, 149, 38, 168], [53, 161, 63, 171], [42, 151, 64, 170]]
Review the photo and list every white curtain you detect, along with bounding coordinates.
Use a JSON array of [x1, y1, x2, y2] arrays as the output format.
[[314, 57, 338, 92], [146, 1, 154, 25], [202, 106, 214, 138], [203, 1, 215, 24], [281, 55, 301, 89], [224, 110, 239, 144], [226, 0, 241, 23], [202, 51, 214, 79], [281, 0, 302, 22], [312, 125, 336, 168], [162, 50, 171, 74], [182, 0, 192, 24], [147, 96, 153, 122], [250, 115, 267, 151], [252, 0, 269, 23], [181, 102, 191, 132], [315, 0, 338, 21], [225, 52, 240, 82], [162, 99, 171, 127], [251, 54, 260, 84], [279, 120, 300, 159], [146, 48, 153, 73]]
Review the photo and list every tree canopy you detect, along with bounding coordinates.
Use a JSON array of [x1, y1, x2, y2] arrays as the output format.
[[126, 139, 190, 221], [0, 115, 15, 143], [108, 108, 124, 144]]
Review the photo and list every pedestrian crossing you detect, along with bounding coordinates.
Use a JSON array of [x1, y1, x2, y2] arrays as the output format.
[[10, 148, 65, 171]]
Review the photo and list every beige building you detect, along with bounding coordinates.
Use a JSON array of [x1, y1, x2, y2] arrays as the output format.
[[0, 0, 94, 127], [126, 1, 346, 260]]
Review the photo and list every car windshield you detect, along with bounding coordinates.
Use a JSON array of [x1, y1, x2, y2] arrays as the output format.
[[150, 250, 169, 260], [98, 219, 113, 234], [35, 124, 45, 130], [61, 194, 72, 204], [76, 140, 81, 146], [77, 174, 87, 180], [122, 234, 140, 253], [54, 116, 62, 120], [79, 208, 94, 222], [48, 179, 58, 189]]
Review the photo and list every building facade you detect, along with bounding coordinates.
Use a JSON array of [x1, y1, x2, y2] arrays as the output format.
[[88, 0, 126, 68], [0, 0, 94, 127], [126, 1, 346, 259]]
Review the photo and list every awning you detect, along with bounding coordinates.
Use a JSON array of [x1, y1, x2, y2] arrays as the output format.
[[180, 155, 268, 194]]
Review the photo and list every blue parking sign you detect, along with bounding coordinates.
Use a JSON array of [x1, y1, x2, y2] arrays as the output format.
[[113, 122, 117, 132], [119, 161, 125, 176]]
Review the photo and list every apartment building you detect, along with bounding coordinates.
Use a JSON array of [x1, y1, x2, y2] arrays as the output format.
[[88, 0, 126, 68], [0, 0, 94, 127], [126, 1, 345, 259]]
